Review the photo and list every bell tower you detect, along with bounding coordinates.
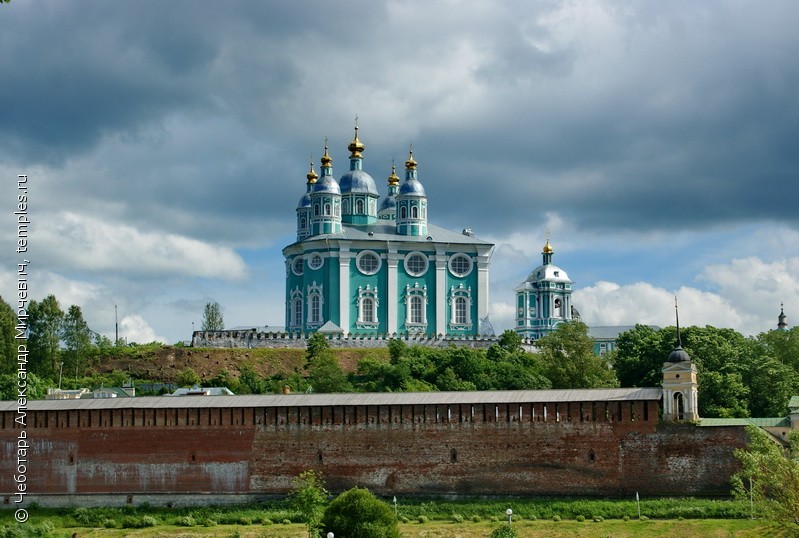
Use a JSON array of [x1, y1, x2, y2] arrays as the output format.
[[662, 297, 699, 421]]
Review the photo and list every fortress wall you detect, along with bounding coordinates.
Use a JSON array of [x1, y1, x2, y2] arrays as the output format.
[[0, 399, 747, 504]]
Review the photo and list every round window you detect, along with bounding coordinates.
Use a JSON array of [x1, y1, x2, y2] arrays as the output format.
[[308, 253, 324, 270], [448, 253, 473, 277], [356, 251, 382, 275], [404, 252, 429, 277], [292, 256, 304, 276]]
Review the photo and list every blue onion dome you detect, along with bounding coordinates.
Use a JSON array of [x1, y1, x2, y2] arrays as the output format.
[[313, 174, 341, 194], [399, 148, 426, 196], [340, 169, 378, 194], [380, 194, 397, 212]]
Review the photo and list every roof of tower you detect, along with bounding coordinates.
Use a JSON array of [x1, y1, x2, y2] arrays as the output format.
[[517, 263, 572, 287], [388, 161, 400, 186], [297, 158, 317, 208], [398, 148, 426, 197], [543, 240, 553, 254], [667, 297, 690, 362], [340, 169, 378, 195], [347, 123, 365, 158]]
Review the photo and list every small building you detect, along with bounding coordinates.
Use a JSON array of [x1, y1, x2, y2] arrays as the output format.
[[171, 386, 234, 396]]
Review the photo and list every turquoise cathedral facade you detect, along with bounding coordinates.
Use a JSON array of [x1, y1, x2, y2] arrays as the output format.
[[283, 128, 494, 336]]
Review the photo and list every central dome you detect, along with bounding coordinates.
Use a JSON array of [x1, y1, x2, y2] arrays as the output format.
[[524, 263, 571, 283], [339, 169, 378, 195]]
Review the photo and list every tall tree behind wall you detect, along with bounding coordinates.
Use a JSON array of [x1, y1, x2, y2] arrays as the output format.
[[201, 301, 224, 331], [27, 294, 63, 379]]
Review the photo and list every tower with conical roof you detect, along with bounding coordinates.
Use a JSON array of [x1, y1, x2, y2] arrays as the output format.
[[309, 142, 342, 235], [296, 157, 317, 241], [662, 298, 699, 421], [778, 303, 788, 330], [513, 237, 574, 339], [378, 161, 400, 220], [395, 147, 428, 236], [339, 122, 379, 225]]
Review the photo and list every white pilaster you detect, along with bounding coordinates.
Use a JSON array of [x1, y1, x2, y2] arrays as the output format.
[[476, 247, 492, 322], [386, 245, 400, 335], [435, 248, 448, 335], [338, 242, 352, 334]]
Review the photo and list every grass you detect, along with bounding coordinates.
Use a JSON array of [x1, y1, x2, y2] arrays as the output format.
[[0, 498, 792, 537]]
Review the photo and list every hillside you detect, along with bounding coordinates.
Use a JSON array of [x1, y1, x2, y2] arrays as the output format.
[[95, 345, 389, 384]]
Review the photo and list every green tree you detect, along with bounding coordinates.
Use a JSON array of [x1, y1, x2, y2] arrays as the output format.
[[322, 487, 400, 538], [176, 367, 201, 387], [0, 296, 18, 375], [290, 470, 329, 538], [238, 365, 266, 394], [27, 295, 64, 379], [732, 425, 799, 528], [613, 324, 671, 388], [0, 371, 50, 400], [490, 524, 519, 538], [309, 353, 352, 393], [538, 322, 618, 389], [306, 332, 331, 365], [201, 301, 224, 331], [61, 305, 94, 381]]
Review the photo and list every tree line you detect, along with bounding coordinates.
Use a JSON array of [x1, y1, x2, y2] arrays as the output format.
[[2, 291, 797, 419]]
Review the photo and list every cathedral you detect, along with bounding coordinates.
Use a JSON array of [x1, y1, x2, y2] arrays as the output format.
[[283, 127, 494, 336]]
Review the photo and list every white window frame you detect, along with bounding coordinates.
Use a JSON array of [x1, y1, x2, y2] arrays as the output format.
[[307, 282, 324, 327], [292, 256, 304, 276], [448, 253, 473, 277], [308, 253, 324, 270], [356, 250, 382, 275], [342, 198, 350, 214], [356, 285, 379, 329], [404, 282, 428, 332], [448, 284, 472, 331], [403, 251, 429, 277], [290, 288, 303, 328]]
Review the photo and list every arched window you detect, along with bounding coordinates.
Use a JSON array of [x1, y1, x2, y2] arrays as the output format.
[[342, 199, 350, 214], [400, 206, 407, 219], [409, 296, 423, 324], [309, 294, 321, 323], [674, 392, 685, 420], [411, 205, 418, 219], [314, 204, 320, 216], [362, 297, 375, 323], [292, 298, 303, 327], [455, 297, 468, 324], [300, 216, 307, 229], [323, 202, 331, 216], [356, 199, 365, 214], [554, 297, 562, 318]]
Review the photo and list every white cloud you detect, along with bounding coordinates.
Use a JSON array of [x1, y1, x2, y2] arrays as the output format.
[[119, 314, 168, 344], [33, 212, 247, 280]]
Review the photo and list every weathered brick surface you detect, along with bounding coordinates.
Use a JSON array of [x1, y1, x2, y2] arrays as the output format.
[[0, 402, 748, 502]]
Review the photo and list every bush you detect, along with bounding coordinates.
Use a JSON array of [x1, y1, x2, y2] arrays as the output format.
[[322, 487, 400, 538], [593, 515, 604, 522], [490, 525, 519, 538], [237, 516, 253, 525], [471, 514, 481, 522], [102, 518, 118, 528], [623, 515, 630, 521], [552, 515, 561, 522], [175, 515, 196, 527], [418, 515, 429, 524], [201, 518, 218, 527], [451, 513, 464, 523], [282, 519, 292, 525], [576, 515, 585, 522], [640, 515, 649, 521], [139, 515, 158, 528]]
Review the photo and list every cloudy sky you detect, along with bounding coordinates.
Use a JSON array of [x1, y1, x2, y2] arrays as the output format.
[[1, 1, 797, 344]]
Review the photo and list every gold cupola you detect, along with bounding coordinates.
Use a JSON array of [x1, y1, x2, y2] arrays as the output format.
[[306, 157, 318, 184], [348, 123, 365, 159], [405, 146, 417, 170], [388, 161, 400, 186], [320, 140, 333, 169]]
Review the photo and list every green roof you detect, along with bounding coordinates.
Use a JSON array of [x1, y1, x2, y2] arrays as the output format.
[[699, 417, 790, 427]]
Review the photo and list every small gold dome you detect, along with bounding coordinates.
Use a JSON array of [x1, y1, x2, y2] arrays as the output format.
[[306, 157, 318, 184], [320, 140, 332, 168], [348, 125, 365, 158], [388, 161, 400, 186], [543, 241, 553, 254], [405, 147, 417, 170]]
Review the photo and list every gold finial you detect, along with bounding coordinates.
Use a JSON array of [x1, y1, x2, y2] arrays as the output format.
[[405, 144, 417, 170], [320, 138, 332, 168], [348, 116, 365, 158], [388, 159, 400, 186], [306, 155, 318, 183], [543, 227, 553, 253]]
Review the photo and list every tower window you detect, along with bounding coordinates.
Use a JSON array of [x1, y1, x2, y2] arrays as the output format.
[[356, 199, 365, 214], [361, 297, 375, 323], [314, 204, 320, 216], [291, 297, 303, 327], [292, 257, 304, 276], [309, 294, 321, 323], [300, 216, 307, 229], [323, 202, 331, 216], [308, 253, 324, 270], [410, 296, 423, 324], [400, 206, 407, 219], [411, 206, 418, 219], [342, 199, 350, 214]]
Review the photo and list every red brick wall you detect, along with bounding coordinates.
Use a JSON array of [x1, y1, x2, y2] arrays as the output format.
[[0, 401, 748, 500]]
